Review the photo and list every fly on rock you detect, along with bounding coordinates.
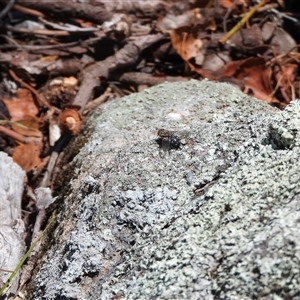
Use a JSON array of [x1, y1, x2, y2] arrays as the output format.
[[156, 129, 181, 157]]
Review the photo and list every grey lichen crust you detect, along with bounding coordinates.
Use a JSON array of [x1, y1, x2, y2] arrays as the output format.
[[33, 80, 300, 299]]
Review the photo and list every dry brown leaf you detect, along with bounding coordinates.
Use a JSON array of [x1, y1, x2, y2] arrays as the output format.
[[170, 25, 204, 63], [169, 17, 216, 67], [39, 55, 58, 62], [275, 64, 298, 103], [11, 119, 42, 138], [13, 143, 42, 172], [222, 57, 275, 103], [218, 0, 234, 9], [169, 22, 219, 79], [2, 89, 39, 121], [218, 0, 249, 8], [157, 11, 195, 32], [202, 51, 231, 73], [263, 22, 296, 54]]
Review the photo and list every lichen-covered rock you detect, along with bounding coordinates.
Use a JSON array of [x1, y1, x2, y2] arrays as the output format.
[[32, 80, 300, 299]]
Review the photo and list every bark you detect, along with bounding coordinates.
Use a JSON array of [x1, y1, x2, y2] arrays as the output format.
[[117, 72, 188, 86], [73, 34, 166, 113], [12, 0, 112, 24]]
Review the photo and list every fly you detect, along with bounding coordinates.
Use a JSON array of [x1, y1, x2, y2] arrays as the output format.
[[156, 129, 181, 157]]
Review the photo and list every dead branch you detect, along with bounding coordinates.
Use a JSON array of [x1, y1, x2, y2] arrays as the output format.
[[102, 0, 168, 18], [18, 186, 53, 291], [0, 0, 14, 20], [40, 134, 71, 188], [83, 87, 112, 116], [6, 25, 70, 36], [0, 35, 105, 51], [1, 1, 45, 18], [11, 0, 112, 24], [73, 34, 167, 113], [38, 17, 99, 33], [117, 72, 188, 86], [0, 125, 40, 144], [9, 69, 52, 109]]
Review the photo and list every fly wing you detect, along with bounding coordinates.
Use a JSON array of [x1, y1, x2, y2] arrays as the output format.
[[159, 138, 170, 158], [175, 130, 190, 139], [161, 137, 170, 151]]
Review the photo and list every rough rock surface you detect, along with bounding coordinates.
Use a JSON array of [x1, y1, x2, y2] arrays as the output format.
[[32, 80, 300, 299], [0, 152, 25, 298]]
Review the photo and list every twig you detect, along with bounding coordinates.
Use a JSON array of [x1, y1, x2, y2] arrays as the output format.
[[6, 25, 70, 36], [73, 33, 166, 114], [18, 207, 46, 289], [108, 82, 125, 97], [83, 87, 112, 115], [257, 3, 278, 12], [117, 72, 188, 86], [0, 0, 15, 20], [0, 34, 20, 46], [9, 69, 52, 109], [219, 0, 269, 44], [38, 17, 100, 32], [11, 0, 112, 24], [267, 44, 300, 66], [31, 156, 50, 182], [18, 189, 55, 290], [223, 0, 237, 34], [0, 35, 105, 50], [0, 125, 41, 144], [0, 0, 45, 18], [40, 134, 71, 188], [0, 269, 13, 273], [0, 223, 50, 296]]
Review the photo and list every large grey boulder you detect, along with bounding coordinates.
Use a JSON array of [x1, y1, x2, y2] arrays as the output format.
[[32, 80, 300, 299]]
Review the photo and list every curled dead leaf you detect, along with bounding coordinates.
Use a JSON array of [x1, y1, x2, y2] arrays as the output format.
[[2, 89, 39, 121], [11, 119, 42, 138], [170, 25, 204, 62], [13, 143, 42, 172], [58, 108, 81, 135], [222, 57, 276, 104]]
